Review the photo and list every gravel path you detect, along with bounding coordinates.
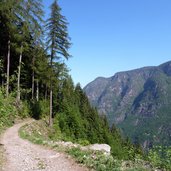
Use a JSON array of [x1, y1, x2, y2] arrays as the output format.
[[1, 121, 89, 171]]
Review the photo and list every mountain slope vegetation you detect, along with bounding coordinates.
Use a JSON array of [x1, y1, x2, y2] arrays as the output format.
[[84, 61, 171, 148]]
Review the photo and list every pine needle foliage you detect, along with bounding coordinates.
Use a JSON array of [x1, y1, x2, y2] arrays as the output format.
[[45, 0, 71, 61]]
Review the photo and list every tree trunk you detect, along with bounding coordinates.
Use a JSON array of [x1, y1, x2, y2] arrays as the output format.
[[32, 70, 35, 100], [49, 46, 54, 127], [6, 39, 10, 97], [17, 44, 23, 102], [45, 84, 47, 100], [49, 88, 53, 127], [36, 79, 39, 101], [32, 57, 35, 100]]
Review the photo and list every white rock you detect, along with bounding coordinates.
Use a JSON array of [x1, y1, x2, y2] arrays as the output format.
[[87, 144, 111, 154]]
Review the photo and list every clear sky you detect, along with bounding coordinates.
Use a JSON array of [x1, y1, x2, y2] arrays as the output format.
[[43, 0, 171, 87]]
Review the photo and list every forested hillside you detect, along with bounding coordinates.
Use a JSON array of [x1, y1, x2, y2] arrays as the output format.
[[84, 61, 171, 149], [0, 0, 170, 170]]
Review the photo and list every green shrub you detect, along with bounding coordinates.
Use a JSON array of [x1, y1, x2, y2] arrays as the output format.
[[0, 90, 17, 132], [18, 101, 30, 118], [148, 146, 171, 170], [77, 139, 90, 146], [29, 100, 49, 119], [67, 147, 121, 171]]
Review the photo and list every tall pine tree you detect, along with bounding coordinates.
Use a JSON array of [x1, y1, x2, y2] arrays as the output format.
[[45, 0, 71, 126]]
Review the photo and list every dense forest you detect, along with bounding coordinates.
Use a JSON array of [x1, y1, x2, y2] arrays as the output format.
[[0, 0, 170, 170]]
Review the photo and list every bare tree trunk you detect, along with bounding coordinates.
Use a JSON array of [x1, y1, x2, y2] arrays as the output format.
[[49, 47, 53, 127], [6, 39, 10, 97], [31, 56, 35, 100], [17, 44, 23, 102], [36, 79, 39, 101], [49, 88, 53, 127], [32, 70, 35, 100]]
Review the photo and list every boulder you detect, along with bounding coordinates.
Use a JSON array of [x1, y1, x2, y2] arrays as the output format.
[[87, 144, 111, 154]]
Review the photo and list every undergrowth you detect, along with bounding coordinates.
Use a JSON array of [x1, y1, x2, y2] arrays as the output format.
[[67, 147, 154, 171], [0, 90, 30, 134]]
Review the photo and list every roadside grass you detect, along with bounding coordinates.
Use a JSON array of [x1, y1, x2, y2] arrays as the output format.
[[67, 147, 155, 171], [19, 120, 156, 171], [19, 119, 51, 145]]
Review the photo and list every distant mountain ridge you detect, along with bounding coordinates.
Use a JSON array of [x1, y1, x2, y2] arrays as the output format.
[[84, 61, 171, 148]]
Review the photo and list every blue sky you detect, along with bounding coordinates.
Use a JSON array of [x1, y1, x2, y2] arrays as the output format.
[[43, 0, 171, 87]]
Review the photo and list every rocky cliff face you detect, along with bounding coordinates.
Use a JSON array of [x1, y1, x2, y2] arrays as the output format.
[[84, 61, 171, 148]]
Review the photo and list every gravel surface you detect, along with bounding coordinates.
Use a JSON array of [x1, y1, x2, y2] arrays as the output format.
[[1, 121, 89, 171]]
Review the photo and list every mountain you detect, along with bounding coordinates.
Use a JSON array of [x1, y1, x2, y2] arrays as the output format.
[[84, 61, 171, 148]]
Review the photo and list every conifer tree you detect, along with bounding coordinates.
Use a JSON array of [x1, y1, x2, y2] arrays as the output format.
[[15, 0, 43, 101], [32, 46, 49, 101], [16, 22, 29, 102], [25, 0, 44, 100], [45, 0, 71, 126], [0, 0, 17, 97], [0, 0, 43, 98]]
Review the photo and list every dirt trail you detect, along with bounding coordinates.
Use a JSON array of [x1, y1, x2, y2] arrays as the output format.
[[1, 120, 88, 171]]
